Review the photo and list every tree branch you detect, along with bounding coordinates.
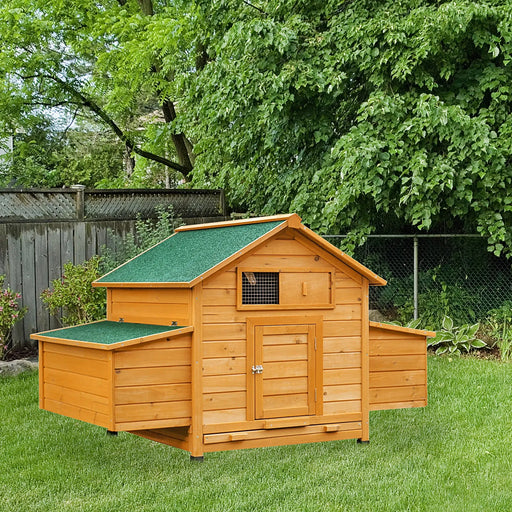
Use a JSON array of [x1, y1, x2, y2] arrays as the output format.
[[243, 1, 268, 15]]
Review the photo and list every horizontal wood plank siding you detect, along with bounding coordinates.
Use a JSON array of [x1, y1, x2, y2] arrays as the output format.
[[40, 342, 111, 428], [201, 236, 364, 428], [109, 288, 191, 326], [369, 326, 427, 411], [113, 332, 192, 430]]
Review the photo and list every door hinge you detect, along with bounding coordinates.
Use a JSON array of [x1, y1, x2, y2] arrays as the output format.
[[314, 337, 317, 351]]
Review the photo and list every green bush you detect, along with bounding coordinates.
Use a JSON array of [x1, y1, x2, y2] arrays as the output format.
[[484, 302, 512, 361], [0, 275, 27, 359], [41, 257, 106, 326]]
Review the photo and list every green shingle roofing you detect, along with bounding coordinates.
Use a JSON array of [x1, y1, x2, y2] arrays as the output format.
[[96, 220, 284, 284], [38, 320, 183, 345]]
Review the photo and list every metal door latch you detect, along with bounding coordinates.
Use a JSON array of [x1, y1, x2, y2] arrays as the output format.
[[251, 365, 263, 374]]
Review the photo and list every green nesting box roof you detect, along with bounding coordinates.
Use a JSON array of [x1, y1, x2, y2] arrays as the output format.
[[96, 220, 284, 284], [37, 320, 183, 345]]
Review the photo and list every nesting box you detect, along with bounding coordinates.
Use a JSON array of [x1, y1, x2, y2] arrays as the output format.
[[32, 214, 433, 459]]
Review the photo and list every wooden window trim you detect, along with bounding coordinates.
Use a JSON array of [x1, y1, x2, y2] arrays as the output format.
[[236, 267, 335, 310]]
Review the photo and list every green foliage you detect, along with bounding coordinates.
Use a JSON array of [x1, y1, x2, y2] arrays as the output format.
[[428, 316, 487, 356], [41, 257, 106, 327], [0, 275, 27, 359], [485, 302, 512, 361], [100, 205, 183, 273]]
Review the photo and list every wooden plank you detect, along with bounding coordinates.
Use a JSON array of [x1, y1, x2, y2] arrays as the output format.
[[7, 225, 24, 345], [238, 254, 338, 270], [204, 429, 362, 453], [262, 360, 308, 378], [323, 320, 361, 337], [203, 374, 246, 393], [202, 357, 246, 376], [369, 354, 427, 372], [115, 347, 190, 369], [202, 323, 245, 341], [369, 385, 426, 404], [43, 341, 109, 361], [119, 335, 191, 351], [111, 288, 190, 303], [131, 428, 189, 450], [203, 340, 246, 359], [39, 341, 45, 409], [203, 408, 246, 425], [252, 238, 315, 256], [0, 224, 6, 277], [203, 391, 246, 411], [202, 412, 362, 434], [323, 352, 361, 369], [44, 351, 109, 378], [324, 368, 361, 386], [323, 337, 361, 353], [323, 400, 361, 415], [323, 384, 362, 402], [21, 228, 36, 341], [263, 376, 308, 396], [116, 417, 191, 431], [44, 398, 110, 428], [202, 288, 237, 306], [262, 393, 309, 413], [34, 224, 50, 333], [110, 301, 190, 325], [44, 367, 109, 397], [334, 286, 362, 303], [60, 223, 74, 265], [44, 383, 110, 415], [370, 339, 426, 356], [370, 370, 426, 388], [115, 383, 191, 404], [47, 226, 62, 329], [115, 400, 191, 423], [204, 421, 361, 444], [280, 271, 332, 306], [114, 366, 191, 387], [202, 270, 236, 290], [262, 344, 307, 362], [73, 222, 87, 264]]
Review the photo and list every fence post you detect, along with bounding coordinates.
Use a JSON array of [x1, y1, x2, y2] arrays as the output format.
[[71, 184, 86, 220], [413, 237, 419, 320]]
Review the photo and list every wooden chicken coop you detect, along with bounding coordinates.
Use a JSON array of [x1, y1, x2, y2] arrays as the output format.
[[32, 214, 434, 460]]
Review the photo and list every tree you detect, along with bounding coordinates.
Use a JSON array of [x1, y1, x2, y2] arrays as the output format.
[[2, 1, 512, 256]]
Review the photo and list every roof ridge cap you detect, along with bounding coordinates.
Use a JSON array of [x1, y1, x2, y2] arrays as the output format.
[[175, 213, 300, 232]]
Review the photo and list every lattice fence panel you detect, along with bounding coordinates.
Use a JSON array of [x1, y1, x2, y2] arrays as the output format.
[[0, 191, 77, 221]]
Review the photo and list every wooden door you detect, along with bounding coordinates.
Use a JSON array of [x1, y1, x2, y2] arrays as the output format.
[[247, 318, 322, 421]]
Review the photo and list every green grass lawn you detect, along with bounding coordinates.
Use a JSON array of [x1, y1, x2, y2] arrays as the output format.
[[1, 356, 511, 512]]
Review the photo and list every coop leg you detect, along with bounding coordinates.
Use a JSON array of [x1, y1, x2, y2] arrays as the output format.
[[357, 438, 369, 444], [190, 455, 204, 462], [106, 430, 118, 436]]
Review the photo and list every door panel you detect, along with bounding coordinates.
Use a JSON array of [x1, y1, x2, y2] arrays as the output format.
[[253, 323, 315, 420]]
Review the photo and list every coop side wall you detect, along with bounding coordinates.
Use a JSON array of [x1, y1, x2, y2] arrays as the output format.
[[107, 288, 192, 326], [113, 332, 192, 431], [200, 232, 365, 443], [39, 341, 113, 429], [369, 325, 427, 411]]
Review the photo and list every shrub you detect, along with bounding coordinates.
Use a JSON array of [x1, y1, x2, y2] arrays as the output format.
[[0, 275, 27, 359], [484, 302, 512, 361], [41, 257, 106, 326], [428, 316, 486, 356]]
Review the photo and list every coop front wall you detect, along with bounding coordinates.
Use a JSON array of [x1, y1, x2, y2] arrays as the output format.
[[107, 288, 192, 326], [200, 233, 366, 443]]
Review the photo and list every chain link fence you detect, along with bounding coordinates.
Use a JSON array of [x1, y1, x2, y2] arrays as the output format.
[[325, 235, 512, 328]]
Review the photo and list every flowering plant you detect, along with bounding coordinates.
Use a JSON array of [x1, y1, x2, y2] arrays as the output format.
[[0, 275, 27, 360]]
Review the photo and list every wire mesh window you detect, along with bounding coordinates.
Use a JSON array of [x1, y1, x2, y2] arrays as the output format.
[[242, 272, 279, 305]]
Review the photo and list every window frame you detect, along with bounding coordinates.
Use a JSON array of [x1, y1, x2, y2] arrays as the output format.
[[236, 267, 335, 310]]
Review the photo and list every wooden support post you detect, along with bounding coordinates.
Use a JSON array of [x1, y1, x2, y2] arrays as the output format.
[[190, 283, 204, 458], [361, 278, 370, 442], [71, 185, 86, 221]]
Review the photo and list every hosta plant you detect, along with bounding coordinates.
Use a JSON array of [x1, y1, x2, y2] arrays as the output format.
[[428, 316, 486, 356]]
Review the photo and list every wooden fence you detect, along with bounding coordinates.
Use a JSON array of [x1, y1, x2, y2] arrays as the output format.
[[0, 188, 226, 349]]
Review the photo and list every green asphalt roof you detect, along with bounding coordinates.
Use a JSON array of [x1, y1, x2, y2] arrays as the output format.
[[39, 321, 183, 345], [96, 220, 284, 284]]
